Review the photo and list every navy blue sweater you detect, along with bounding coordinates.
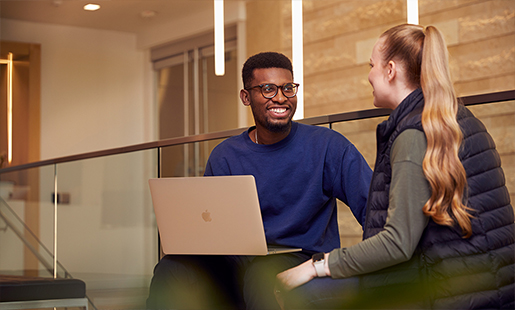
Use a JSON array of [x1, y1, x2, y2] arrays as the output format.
[[204, 122, 372, 253]]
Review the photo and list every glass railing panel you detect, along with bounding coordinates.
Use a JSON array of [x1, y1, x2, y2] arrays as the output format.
[[160, 144, 194, 177], [160, 138, 228, 178], [52, 149, 157, 310], [331, 115, 387, 248], [332, 116, 387, 168], [0, 164, 56, 277]]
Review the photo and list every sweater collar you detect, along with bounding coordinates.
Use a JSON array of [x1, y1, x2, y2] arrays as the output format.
[[245, 121, 299, 152]]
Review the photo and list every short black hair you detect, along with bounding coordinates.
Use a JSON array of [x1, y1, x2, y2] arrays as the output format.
[[242, 52, 293, 88]]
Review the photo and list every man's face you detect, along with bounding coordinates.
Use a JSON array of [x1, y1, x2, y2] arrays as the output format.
[[241, 67, 297, 133]]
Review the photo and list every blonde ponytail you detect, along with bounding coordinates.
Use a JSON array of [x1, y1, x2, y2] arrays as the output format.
[[380, 24, 473, 237], [419, 26, 472, 237]]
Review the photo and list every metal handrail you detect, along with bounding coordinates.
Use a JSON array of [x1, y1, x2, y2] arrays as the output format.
[[0, 90, 513, 174]]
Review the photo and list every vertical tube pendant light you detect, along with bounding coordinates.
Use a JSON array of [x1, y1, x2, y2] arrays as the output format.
[[7, 52, 13, 164], [292, 0, 304, 120], [407, 0, 419, 25], [214, 0, 225, 76]]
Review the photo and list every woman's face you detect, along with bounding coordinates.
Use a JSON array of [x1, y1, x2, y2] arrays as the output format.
[[368, 38, 394, 109]]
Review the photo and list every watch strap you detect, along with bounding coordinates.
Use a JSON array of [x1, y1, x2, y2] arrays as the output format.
[[312, 252, 327, 277]]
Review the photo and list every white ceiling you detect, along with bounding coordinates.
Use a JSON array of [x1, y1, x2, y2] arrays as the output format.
[[0, 0, 214, 34]]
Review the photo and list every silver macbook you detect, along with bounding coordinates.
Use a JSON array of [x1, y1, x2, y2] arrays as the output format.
[[148, 175, 302, 255]]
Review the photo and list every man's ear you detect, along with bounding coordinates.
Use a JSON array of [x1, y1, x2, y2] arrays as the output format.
[[240, 89, 251, 106], [387, 60, 397, 82]]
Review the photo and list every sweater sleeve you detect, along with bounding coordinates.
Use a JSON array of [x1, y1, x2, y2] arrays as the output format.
[[336, 143, 373, 226], [328, 129, 430, 278]]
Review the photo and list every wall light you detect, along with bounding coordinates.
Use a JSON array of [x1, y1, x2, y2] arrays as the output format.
[[0, 53, 13, 164], [214, 0, 225, 76], [7, 53, 12, 164], [292, 0, 304, 120], [84, 3, 100, 11], [407, 0, 419, 25]]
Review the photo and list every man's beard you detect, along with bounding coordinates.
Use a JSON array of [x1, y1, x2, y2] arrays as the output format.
[[250, 102, 294, 134], [265, 119, 292, 133]]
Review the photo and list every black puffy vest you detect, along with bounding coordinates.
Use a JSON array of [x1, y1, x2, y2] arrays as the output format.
[[361, 89, 514, 309]]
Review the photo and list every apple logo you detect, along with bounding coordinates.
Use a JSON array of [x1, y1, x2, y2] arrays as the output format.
[[202, 210, 212, 222]]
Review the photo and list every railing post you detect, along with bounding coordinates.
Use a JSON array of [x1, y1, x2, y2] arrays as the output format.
[[53, 164, 58, 279]]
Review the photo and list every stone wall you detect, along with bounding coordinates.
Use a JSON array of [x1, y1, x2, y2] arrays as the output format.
[[245, 0, 515, 246]]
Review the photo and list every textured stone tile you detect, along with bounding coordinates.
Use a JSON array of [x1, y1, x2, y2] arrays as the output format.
[[333, 118, 384, 167], [419, 0, 479, 16], [421, 0, 515, 44], [432, 19, 460, 45], [333, 117, 385, 135], [356, 37, 378, 65], [464, 101, 514, 206], [337, 200, 363, 245], [303, 25, 384, 76], [304, 64, 372, 110], [486, 119, 515, 154], [468, 100, 515, 155], [459, 1, 515, 43], [347, 132, 378, 167], [340, 236, 363, 247], [498, 154, 514, 206], [246, 0, 285, 55], [303, 39, 355, 75], [454, 74, 515, 96], [302, 0, 403, 44], [305, 97, 375, 118], [467, 99, 515, 118], [449, 34, 515, 82], [303, 0, 351, 14]]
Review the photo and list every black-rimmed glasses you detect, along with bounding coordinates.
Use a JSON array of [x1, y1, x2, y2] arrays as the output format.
[[245, 83, 300, 99]]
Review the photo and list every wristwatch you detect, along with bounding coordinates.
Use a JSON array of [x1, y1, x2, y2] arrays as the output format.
[[312, 252, 327, 277]]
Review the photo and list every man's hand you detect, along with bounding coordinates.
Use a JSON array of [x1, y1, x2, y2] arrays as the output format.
[[274, 259, 317, 309], [276, 259, 317, 291]]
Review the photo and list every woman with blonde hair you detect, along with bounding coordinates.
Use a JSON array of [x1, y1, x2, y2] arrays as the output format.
[[275, 24, 514, 309]]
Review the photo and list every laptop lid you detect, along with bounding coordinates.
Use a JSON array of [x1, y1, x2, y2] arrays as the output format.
[[149, 175, 300, 256]]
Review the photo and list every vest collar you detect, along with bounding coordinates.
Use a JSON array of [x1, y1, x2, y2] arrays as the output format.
[[377, 88, 424, 142]]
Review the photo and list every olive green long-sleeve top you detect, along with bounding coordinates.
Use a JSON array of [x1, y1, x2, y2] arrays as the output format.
[[329, 129, 431, 278]]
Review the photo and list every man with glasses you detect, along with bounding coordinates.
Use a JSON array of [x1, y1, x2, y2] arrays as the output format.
[[147, 52, 372, 309]]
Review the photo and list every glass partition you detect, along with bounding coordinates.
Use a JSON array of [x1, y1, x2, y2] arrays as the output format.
[[0, 165, 55, 277], [160, 138, 229, 178], [331, 116, 386, 247], [51, 149, 157, 309], [157, 49, 240, 141]]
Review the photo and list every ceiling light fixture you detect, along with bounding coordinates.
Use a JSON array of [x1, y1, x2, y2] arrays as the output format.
[[84, 4, 101, 11], [7, 53, 13, 164], [292, 0, 304, 120], [214, 0, 225, 76], [141, 10, 157, 19], [0, 53, 13, 164], [407, 0, 419, 24]]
